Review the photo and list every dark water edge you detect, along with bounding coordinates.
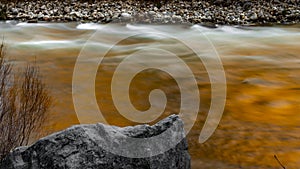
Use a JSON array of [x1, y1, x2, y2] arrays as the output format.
[[1, 20, 300, 29]]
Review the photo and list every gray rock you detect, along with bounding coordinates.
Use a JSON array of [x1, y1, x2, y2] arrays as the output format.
[[250, 12, 258, 20], [172, 15, 182, 22], [112, 14, 119, 20], [11, 8, 18, 15], [40, 5, 46, 10], [0, 115, 190, 169], [148, 11, 156, 15], [37, 13, 44, 19], [64, 7, 70, 13], [121, 12, 131, 18], [98, 12, 105, 18], [243, 1, 252, 10], [70, 11, 82, 18], [156, 14, 162, 18]]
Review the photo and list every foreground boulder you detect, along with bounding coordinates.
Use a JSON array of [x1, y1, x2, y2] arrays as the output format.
[[0, 115, 190, 169]]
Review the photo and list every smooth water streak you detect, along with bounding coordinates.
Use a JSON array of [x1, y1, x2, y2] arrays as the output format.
[[72, 23, 226, 157]]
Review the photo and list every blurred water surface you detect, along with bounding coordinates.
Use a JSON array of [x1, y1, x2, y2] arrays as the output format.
[[0, 21, 300, 168]]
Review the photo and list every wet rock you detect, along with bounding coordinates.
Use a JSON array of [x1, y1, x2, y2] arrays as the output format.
[[148, 11, 156, 16], [11, 8, 18, 15], [27, 19, 38, 23], [40, 5, 46, 10], [121, 12, 131, 18], [64, 7, 70, 13], [0, 115, 190, 169], [243, 1, 253, 10], [70, 11, 82, 18], [37, 13, 44, 19], [250, 12, 258, 20], [98, 12, 105, 18], [172, 15, 183, 22]]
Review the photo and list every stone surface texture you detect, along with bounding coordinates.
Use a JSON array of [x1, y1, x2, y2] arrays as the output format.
[[0, 114, 191, 169]]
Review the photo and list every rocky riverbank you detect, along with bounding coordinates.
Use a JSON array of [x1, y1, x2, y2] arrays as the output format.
[[0, 0, 299, 25]]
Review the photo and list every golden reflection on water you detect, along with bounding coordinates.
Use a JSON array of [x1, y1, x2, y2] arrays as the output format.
[[5, 25, 300, 169]]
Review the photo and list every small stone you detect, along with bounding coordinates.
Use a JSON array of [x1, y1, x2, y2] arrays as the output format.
[[108, 10, 113, 16], [44, 10, 49, 15], [172, 15, 182, 22], [148, 11, 156, 15], [37, 13, 44, 19], [70, 12, 82, 18], [53, 9, 58, 14], [121, 12, 131, 18], [98, 12, 104, 18], [40, 5, 46, 10], [43, 15, 50, 21], [112, 14, 119, 20], [243, 2, 252, 10], [11, 8, 18, 15], [64, 7, 70, 13], [250, 12, 258, 20]]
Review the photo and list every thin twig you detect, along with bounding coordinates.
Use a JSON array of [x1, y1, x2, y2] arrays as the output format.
[[274, 155, 286, 169]]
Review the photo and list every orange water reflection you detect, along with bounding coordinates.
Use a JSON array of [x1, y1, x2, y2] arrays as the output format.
[[5, 24, 300, 169]]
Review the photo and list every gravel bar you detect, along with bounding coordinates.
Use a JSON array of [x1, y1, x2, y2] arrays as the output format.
[[0, 0, 299, 25]]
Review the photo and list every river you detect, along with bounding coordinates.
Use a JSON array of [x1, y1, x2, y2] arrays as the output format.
[[0, 21, 299, 168]]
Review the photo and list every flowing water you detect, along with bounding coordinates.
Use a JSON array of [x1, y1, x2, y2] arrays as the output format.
[[0, 21, 300, 168]]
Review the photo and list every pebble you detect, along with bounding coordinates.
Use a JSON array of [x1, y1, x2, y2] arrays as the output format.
[[148, 11, 156, 15], [250, 12, 258, 20], [11, 8, 18, 15], [121, 12, 131, 18], [98, 12, 104, 18]]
